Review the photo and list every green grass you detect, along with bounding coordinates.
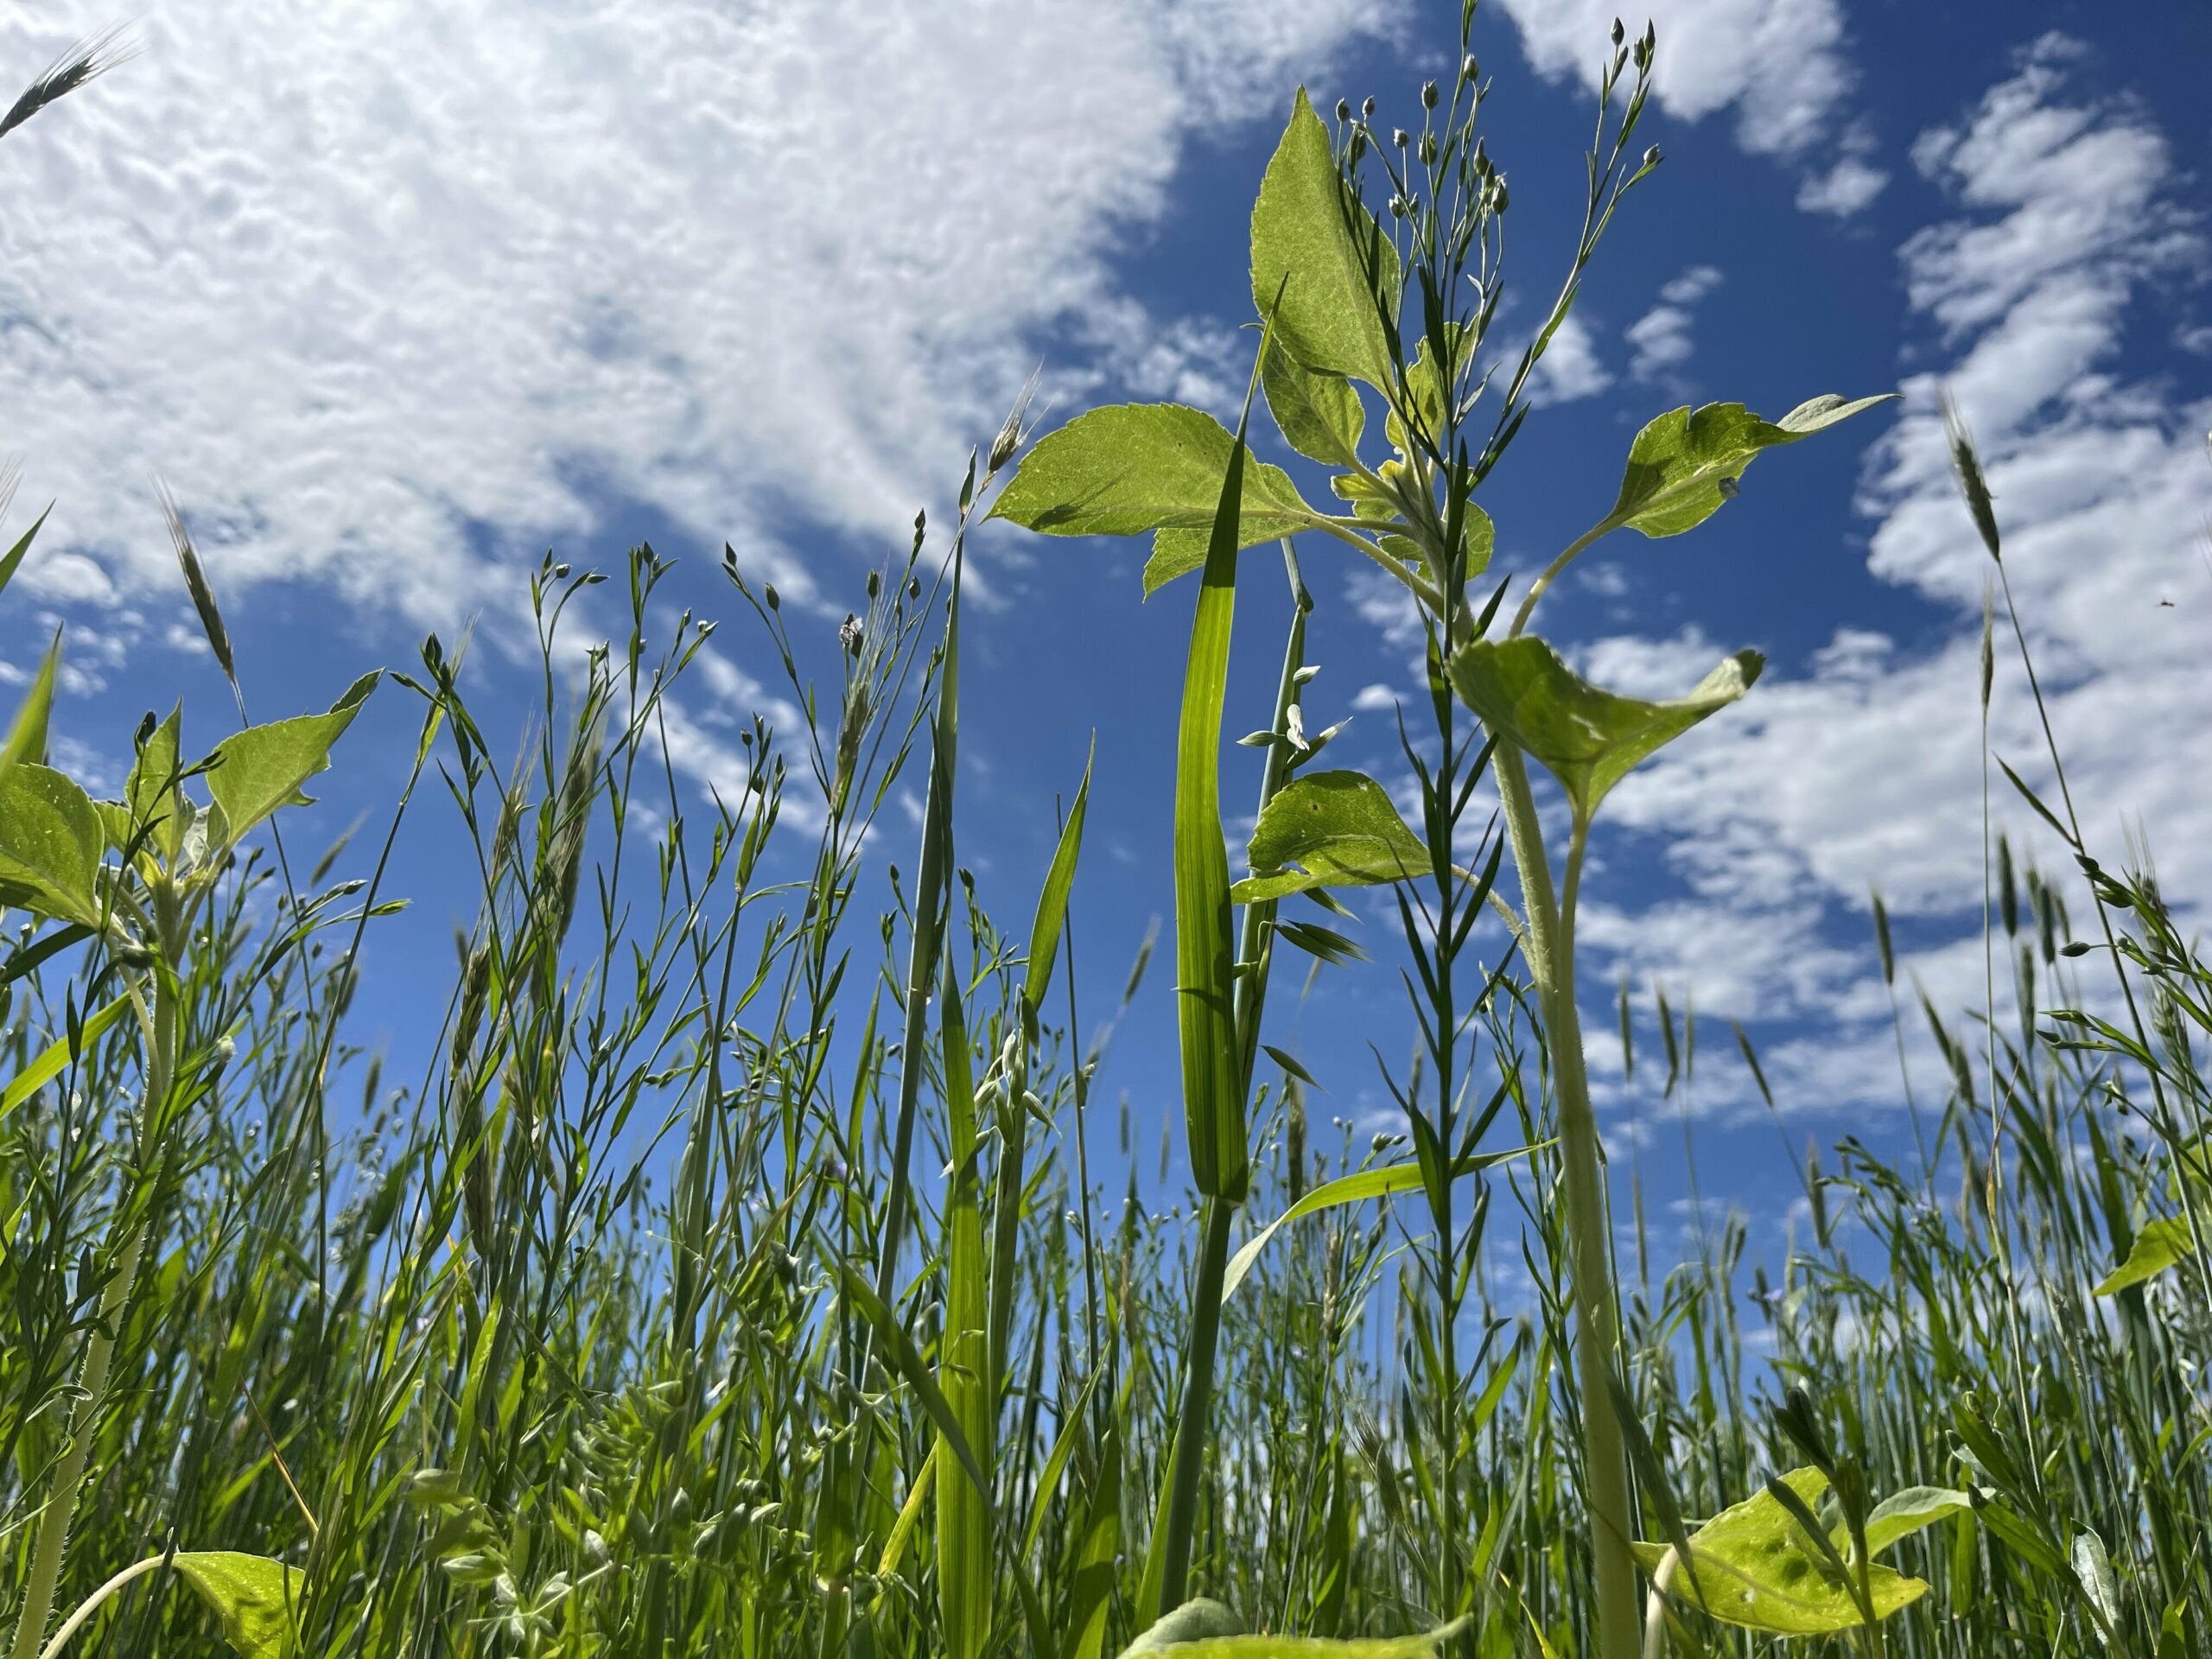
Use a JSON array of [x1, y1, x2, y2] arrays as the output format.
[[5, 16, 2212, 1659]]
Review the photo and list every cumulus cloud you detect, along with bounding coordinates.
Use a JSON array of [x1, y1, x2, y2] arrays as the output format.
[[1567, 35, 2212, 1122], [1491, 0, 1872, 204], [1624, 264, 1724, 385], [1523, 311, 1614, 406], [0, 0, 1400, 629]]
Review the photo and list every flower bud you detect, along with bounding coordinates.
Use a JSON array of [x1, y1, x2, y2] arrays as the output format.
[[1611, 16, 1624, 45], [1461, 53, 1478, 82], [1421, 79, 1439, 109], [1361, 95, 1376, 119], [1335, 96, 1351, 122], [1643, 144, 1662, 168], [763, 583, 779, 611], [1419, 131, 1437, 164], [1392, 126, 1408, 149]]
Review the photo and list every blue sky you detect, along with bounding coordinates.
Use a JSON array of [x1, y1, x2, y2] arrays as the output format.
[[4, 0, 2209, 1262]]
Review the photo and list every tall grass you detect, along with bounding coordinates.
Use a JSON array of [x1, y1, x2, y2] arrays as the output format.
[[4, 15, 2210, 1659]]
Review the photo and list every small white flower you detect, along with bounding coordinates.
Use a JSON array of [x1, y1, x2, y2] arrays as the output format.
[[1285, 704, 1309, 752]]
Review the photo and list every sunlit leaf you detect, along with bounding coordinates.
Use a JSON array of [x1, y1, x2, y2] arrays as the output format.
[[207, 671, 380, 847], [1632, 1469, 1929, 1637], [0, 629, 60, 779], [0, 762, 107, 928], [171, 1550, 304, 1658], [1605, 393, 1893, 539], [1122, 1599, 1465, 1657], [1230, 770, 1427, 902], [1448, 636, 1761, 824], [1262, 344, 1364, 467], [988, 404, 1326, 594], [1852, 1486, 1977, 1557], [0, 992, 131, 1121], [1249, 89, 1401, 390], [2094, 1217, 2192, 1296]]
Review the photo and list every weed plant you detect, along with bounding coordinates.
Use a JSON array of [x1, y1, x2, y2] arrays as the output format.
[[3, 16, 2209, 1659]]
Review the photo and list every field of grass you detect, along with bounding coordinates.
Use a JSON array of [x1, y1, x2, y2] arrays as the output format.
[[4, 16, 2209, 1659]]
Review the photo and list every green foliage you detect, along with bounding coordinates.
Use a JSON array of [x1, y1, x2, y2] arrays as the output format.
[[2094, 1216, 2192, 1295], [1231, 770, 1427, 902], [1449, 637, 1762, 825], [169, 1553, 303, 1659], [205, 671, 380, 848], [1604, 394, 1894, 539], [1248, 89, 1400, 391], [1633, 1470, 1930, 1637], [985, 404, 1328, 593], [0, 763, 107, 928]]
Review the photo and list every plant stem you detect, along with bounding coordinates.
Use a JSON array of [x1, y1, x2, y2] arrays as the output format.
[[33, 1555, 166, 1659], [8, 976, 173, 1659], [1494, 746, 1638, 1659], [1155, 1192, 1236, 1612]]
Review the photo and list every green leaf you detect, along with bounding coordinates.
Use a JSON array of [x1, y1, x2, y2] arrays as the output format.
[[988, 404, 1325, 587], [0, 762, 108, 927], [1, 630, 61, 779], [1121, 1601, 1465, 1658], [0, 505, 50, 603], [2073, 1528, 2120, 1637], [1230, 770, 1427, 903], [1448, 637, 1762, 825], [207, 671, 379, 847], [1249, 88, 1401, 389], [2094, 1216, 2193, 1296], [124, 703, 187, 863], [1022, 744, 1091, 1016], [0, 992, 131, 1121], [1221, 1145, 1544, 1303], [171, 1550, 304, 1658], [1852, 1486, 1977, 1557], [1262, 345, 1364, 467], [1633, 1468, 1930, 1637], [1382, 326, 1464, 457], [1605, 393, 1894, 538]]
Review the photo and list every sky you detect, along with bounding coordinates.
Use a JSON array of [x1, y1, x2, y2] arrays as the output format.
[[3, 0, 2209, 1264]]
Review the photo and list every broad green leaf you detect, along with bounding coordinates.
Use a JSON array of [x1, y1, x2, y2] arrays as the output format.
[[988, 404, 1325, 585], [1382, 326, 1465, 456], [1249, 88, 1401, 389], [1230, 770, 1427, 902], [1221, 1145, 1544, 1302], [124, 703, 187, 863], [171, 1550, 304, 1658], [1122, 1604, 1465, 1658], [1851, 1486, 1976, 1557], [1632, 1468, 1930, 1637], [1262, 344, 1364, 467], [1, 630, 60, 778], [207, 671, 379, 847], [1448, 637, 1762, 825], [2094, 1217, 2193, 1295], [1605, 393, 1893, 538], [0, 992, 131, 1120], [0, 762, 108, 928]]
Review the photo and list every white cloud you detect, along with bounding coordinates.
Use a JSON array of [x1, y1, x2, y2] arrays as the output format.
[[1558, 36, 2212, 1121], [1491, 0, 1859, 164], [1624, 264, 1723, 384], [0, 1, 1399, 626], [1797, 154, 1889, 217], [1523, 311, 1613, 406]]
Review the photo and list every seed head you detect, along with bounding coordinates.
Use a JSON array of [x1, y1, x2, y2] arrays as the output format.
[[1392, 126, 1408, 149]]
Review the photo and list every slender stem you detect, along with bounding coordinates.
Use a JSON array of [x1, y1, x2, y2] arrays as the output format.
[[1510, 521, 1611, 641], [8, 976, 173, 1659], [1495, 747, 1638, 1659], [1155, 1192, 1236, 1611], [34, 1556, 167, 1659]]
